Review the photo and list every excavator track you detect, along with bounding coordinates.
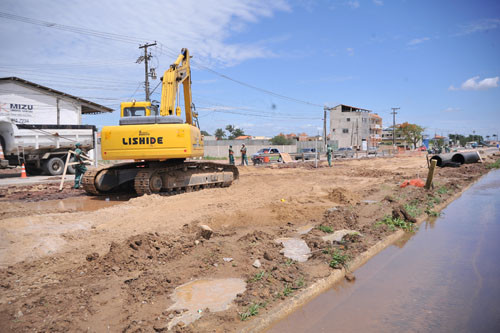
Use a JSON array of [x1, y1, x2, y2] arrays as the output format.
[[82, 161, 239, 196]]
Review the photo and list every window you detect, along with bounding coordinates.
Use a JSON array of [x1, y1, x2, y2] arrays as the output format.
[[346, 118, 351, 122], [123, 107, 146, 117], [343, 128, 349, 134], [270, 149, 278, 153]]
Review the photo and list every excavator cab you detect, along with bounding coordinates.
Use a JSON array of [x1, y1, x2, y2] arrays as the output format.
[[121, 101, 157, 117]]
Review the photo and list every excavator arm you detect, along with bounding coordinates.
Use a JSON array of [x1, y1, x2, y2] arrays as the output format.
[[160, 48, 194, 125]]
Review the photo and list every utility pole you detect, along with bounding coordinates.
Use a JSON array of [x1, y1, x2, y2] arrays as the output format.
[[391, 107, 400, 146], [323, 106, 330, 150], [138, 42, 157, 101]]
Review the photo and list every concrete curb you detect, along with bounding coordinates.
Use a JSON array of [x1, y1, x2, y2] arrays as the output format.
[[242, 173, 482, 333]]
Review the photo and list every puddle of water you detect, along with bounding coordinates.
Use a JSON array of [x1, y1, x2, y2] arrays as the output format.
[[275, 238, 311, 262], [167, 278, 246, 329], [269, 170, 500, 332]]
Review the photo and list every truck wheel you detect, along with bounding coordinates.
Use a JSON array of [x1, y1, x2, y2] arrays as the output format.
[[44, 157, 65, 176]]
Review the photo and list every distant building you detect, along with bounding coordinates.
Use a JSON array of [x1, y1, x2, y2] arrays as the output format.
[[329, 104, 383, 149], [234, 135, 252, 140], [381, 127, 405, 146]]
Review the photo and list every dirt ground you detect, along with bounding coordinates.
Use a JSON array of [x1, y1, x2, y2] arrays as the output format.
[[0, 153, 498, 332]]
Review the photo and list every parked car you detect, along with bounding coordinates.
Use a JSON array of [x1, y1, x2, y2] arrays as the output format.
[[251, 147, 282, 165], [334, 147, 355, 158], [293, 148, 319, 160], [417, 146, 427, 151], [367, 147, 378, 155]]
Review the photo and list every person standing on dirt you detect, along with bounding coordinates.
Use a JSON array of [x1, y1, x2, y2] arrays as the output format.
[[73, 142, 87, 189], [240, 144, 248, 166], [228, 145, 235, 165], [326, 144, 333, 167]]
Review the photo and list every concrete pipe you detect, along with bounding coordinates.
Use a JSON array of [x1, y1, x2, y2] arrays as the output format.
[[430, 153, 455, 167], [451, 151, 480, 165]]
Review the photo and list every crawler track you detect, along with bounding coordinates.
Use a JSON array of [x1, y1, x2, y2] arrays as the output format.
[[82, 161, 239, 196]]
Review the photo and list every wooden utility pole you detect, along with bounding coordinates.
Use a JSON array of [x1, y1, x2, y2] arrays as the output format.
[[138, 42, 157, 101]]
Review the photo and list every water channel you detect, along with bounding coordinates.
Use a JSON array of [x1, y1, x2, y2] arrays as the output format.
[[269, 169, 500, 332]]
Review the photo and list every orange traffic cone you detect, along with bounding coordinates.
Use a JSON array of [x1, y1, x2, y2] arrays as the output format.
[[21, 163, 28, 178]]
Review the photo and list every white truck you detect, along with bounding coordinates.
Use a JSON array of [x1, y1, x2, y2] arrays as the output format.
[[0, 117, 96, 175]]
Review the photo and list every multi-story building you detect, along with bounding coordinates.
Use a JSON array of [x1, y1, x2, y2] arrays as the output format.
[[329, 104, 382, 149]]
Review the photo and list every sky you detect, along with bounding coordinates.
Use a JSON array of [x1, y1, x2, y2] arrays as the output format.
[[0, 0, 499, 138]]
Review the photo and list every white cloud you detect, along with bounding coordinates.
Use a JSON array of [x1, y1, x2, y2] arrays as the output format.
[[373, 0, 384, 5], [0, 0, 290, 68], [347, 1, 360, 9], [458, 18, 500, 35], [346, 47, 354, 56], [449, 76, 499, 91], [407, 37, 430, 46], [442, 107, 460, 113]]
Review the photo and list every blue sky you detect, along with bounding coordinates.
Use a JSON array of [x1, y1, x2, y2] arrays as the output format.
[[0, 0, 499, 138]]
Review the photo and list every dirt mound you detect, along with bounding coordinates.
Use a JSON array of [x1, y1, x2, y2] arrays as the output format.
[[326, 187, 360, 205]]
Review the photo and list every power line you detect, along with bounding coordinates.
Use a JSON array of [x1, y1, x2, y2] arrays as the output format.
[[0, 11, 147, 44], [1, 12, 326, 113]]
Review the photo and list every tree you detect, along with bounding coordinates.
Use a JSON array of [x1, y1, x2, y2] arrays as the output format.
[[225, 124, 246, 139], [270, 135, 294, 145], [396, 122, 424, 149], [214, 128, 226, 140], [201, 130, 210, 136]]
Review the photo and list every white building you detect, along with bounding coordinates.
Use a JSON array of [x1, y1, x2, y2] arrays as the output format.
[[0, 77, 113, 125], [329, 104, 382, 149]]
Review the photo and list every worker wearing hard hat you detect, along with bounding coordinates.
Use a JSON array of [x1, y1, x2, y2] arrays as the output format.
[[73, 142, 87, 189]]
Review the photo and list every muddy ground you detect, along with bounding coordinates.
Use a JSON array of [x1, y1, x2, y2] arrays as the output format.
[[0, 153, 499, 332]]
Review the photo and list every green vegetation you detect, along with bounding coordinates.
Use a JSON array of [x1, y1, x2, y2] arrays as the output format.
[[437, 186, 449, 195], [425, 209, 441, 217], [295, 276, 305, 288], [282, 284, 293, 297], [404, 202, 422, 218], [203, 156, 227, 160], [376, 215, 417, 232], [248, 271, 266, 283], [270, 134, 295, 145], [329, 249, 350, 269], [318, 225, 333, 233], [285, 258, 295, 266], [240, 303, 262, 321], [486, 159, 500, 169]]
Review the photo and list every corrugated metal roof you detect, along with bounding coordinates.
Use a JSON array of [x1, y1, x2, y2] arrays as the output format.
[[0, 76, 114, 114]]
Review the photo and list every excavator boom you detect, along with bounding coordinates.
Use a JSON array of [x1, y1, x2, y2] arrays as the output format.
[[81, 48, 238, 196]]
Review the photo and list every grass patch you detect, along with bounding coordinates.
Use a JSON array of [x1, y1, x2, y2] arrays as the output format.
[[437, 186, 449, 195], [376, 215, 417, 232], [248, 271, 266, 283], [203, 156, 227, 160], [295, 276, 305, 288], [240, 303, 262, 321], [285, 258, 295, 266], [329, 249, 350, 269], [318, 225, 333, 233], [486, 158, 500, 169], [425, 209, 441, 217], [404, 202, 422, 218], [282, 284, 293, 297]]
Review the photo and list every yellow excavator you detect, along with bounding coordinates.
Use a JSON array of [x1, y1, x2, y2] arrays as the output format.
[[82, 48, 238, 195]]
